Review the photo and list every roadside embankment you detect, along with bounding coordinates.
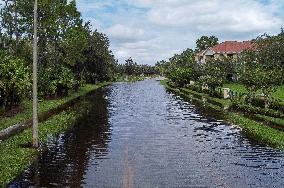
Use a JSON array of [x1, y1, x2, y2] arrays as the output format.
[[160, 80, 284, 149], [0, 82, 110, 187], [0, 83, 110, 140]]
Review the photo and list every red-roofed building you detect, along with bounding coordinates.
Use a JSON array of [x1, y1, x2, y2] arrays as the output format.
[[196, 41, 253, 64]]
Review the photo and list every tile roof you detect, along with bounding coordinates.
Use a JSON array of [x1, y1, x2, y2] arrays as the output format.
[[211, 41, 253, 54]]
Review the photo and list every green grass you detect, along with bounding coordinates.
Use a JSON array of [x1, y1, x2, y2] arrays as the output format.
[[0, 82, 110, 131], [224, 83, 284, 101], [255, 114, 284, 127], [273, 85, 284, 101], [161, 80, 229, 107], [0, 110, 78, 187], [161, 80, 284, 149], [180, 88, 230, 107], [228, 113, 284, 148], [223, 83, 248, 93], [0, 82, 110, 187]]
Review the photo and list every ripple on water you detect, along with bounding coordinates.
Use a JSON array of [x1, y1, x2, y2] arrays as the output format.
[[9, 80, 284, 188]]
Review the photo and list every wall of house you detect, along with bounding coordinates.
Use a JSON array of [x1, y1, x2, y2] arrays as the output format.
[[196, 51, 240, 64]]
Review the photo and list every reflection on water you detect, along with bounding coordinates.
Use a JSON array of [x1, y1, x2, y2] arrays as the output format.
[[10, 81, 284, 188]]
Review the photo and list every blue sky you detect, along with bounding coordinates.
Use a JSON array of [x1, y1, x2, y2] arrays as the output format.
[[76, 0, 284, 65]]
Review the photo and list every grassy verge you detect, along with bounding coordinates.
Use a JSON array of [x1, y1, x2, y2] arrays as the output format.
[[228, 113, 284, 148], [161, 80, 229, 107], [254, 114, 284, 127], [0, 82, 110, 187], [161, 80, 284, 149], [0, 82, 110, 131], [0, 110, 78, 187], [224, 83, 284, 101]]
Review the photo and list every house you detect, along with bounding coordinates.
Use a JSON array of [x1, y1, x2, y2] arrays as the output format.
[[195, 41, 253, 64]]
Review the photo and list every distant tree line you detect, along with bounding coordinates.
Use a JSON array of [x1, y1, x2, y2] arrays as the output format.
[[0, 0, 117, 110], [156, 31, 284, 107], [116, 57, 158, 77]]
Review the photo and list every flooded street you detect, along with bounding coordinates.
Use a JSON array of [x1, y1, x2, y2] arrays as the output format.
[[11, 80, 284, 187]]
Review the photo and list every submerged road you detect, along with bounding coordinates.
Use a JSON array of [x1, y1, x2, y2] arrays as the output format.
[[11, 80, 284, 187]]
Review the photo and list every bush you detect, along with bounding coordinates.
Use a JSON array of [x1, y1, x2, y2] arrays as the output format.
[[270, 100, 284, 113], [247, 97, 266, 108], [230, 102, 284, 119], [190, 85, 202, 93], [0, 51, 31, 110], [38, 64, 76, 98], [243, 96, 284, 113], [199, 59, 227, 91], [168, 67, 195, 87], [209, 90, 223, 98]]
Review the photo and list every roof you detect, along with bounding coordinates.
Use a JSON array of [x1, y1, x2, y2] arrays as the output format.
[[211, 41, 253, 54], [196, 49, 208, 56]]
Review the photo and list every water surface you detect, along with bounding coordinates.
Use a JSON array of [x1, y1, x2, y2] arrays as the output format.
[[10, 80, 284, 187]]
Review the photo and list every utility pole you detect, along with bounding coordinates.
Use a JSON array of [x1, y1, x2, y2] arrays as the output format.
[[14, 0, 19, 55], [32, 0, 38, 148], [0, 4, 2, 47]]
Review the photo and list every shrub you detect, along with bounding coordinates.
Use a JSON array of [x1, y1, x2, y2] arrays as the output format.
[[270, 100, 284, 113], [38, 64, 76, 98], [230, 102, 284, 119], [190, 85, 202, 93], [243, 96, 284, 113], [199, 59, 227, 91], [168, 67, 195, 87], [209, 90, 223, 98], [0, 51, 31, 110]]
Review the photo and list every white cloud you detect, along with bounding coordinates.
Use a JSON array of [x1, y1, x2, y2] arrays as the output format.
[[77, 0, 284, 65], [106, 24, 148, 42], [147, 0, 282, 34]]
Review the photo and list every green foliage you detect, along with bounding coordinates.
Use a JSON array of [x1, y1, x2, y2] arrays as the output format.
[[38, 64, 76, 97], [168, 67, 195, 87], [156, 48, 200, 83], [163, 80, 284, 149], [0, 0, 117, 112], [0, 110, 78, 187], [223, 83, 248, 93], [255, 114, 284, 128], [238, 32, 284, 106], [195, 36, 219, 52], [199, 59, 227, 90], [237, 60, 281, 102], [0, 51, 31, 109], [118, 57, 158, 77], [84, 30, 117, 83], [0, 83, 110, 131], [274, 86, 284, 101], [0, 81, 110, 187], [230, 102, 284, 119], [228, 113, 284, 149]]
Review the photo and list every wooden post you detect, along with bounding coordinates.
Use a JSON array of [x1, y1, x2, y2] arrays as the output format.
[[32, 0, 38, 148]]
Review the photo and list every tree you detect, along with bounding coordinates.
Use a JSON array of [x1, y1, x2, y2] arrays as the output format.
[[199, 59, 227, 92], [238, 32, 284, 107], [237, 61, 281, 105], [0, 0, 118, 113], [168, 67, 195, 87], [195, 36, 219, 52], [0, 51, 31, 110]]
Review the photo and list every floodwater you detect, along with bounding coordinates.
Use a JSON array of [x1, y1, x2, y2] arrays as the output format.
[[10, 80, 284, 188]]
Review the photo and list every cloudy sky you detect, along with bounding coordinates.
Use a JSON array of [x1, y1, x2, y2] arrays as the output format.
[[76, 0, 284, 65]]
